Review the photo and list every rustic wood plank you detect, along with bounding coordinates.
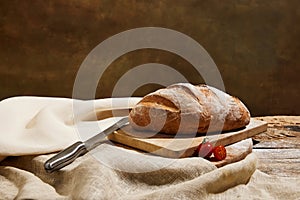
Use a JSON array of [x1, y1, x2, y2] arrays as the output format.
[[252, 116, 300, 177], [255, 116, 300, 127], [253, 127, 299, 141], [253, 149, 300, 177], [253, 138, 300, 149]]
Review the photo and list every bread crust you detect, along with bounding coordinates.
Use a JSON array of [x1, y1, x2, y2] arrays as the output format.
[[129, 83, 250, 134]]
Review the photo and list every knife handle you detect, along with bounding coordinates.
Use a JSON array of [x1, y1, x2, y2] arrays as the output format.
[[44, 141, 88, 173]]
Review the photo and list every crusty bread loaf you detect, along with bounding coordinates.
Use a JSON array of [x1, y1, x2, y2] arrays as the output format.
[[129, 83, 250, 134]]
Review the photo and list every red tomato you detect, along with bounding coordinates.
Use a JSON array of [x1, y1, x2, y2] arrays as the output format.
[[213, 145, 227, 161], [195, 139, 213, 158]]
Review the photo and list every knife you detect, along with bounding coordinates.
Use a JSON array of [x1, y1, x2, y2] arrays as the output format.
[[44, 116, 129, 173]]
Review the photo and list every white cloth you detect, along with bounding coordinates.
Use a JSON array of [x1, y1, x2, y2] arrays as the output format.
[[0, 96, 141, 159], [0, 96, 299, 199]]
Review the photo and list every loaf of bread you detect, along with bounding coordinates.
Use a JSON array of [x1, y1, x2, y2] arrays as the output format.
[[129, 83, 250, 134]]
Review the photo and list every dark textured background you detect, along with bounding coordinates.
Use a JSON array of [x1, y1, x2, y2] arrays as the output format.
[[0, 0, 299, 116]]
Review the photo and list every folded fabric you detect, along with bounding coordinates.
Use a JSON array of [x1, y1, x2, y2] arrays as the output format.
[[0, 96, 141, 160], [0, 96, 299, 199]]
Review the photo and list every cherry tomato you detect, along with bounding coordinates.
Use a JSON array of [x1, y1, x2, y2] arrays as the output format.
[[213, 145, 227, 161], [195, 139, 213, 158]]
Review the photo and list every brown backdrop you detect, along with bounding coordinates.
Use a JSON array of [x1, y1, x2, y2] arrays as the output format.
[[0, 0, 299, 116]]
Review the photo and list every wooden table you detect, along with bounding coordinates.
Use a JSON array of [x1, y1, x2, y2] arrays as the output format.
[[252, 116, 300, 178]]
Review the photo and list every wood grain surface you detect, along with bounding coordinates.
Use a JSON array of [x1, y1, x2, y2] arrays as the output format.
[[253, 116, 300, 177]]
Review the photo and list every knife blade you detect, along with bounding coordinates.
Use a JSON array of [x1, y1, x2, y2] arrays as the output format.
[[44, 116, 129, 173]]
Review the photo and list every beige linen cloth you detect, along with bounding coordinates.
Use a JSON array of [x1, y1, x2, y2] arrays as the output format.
[[0, 96, 299, 200]]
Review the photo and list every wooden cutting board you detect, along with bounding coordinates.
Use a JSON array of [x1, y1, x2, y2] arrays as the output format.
[[108, 118, 267, 158]]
